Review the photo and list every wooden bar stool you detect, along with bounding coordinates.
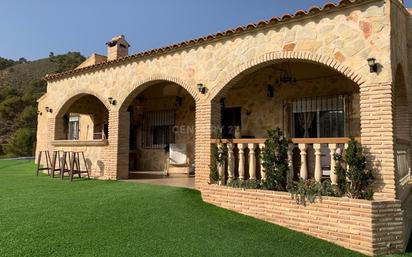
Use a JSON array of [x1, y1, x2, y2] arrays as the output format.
[[50, 151, 63, 178], [60, 151, 72, 179], [36, 151, 52, 176], [69, 152, 90, 181]]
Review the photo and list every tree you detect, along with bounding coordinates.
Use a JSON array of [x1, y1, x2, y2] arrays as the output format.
[[16, 106, 37, 128], [261, 128, 289, 191], [3, 128, 36, 157], [345, 138, 374, 200]]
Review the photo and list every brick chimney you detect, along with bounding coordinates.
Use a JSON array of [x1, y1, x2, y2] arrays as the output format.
[[106, 35, 130, 61]]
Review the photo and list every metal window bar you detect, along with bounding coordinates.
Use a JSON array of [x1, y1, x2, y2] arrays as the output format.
[[285, 95, 349, 138], [142, 110, 175, 149]]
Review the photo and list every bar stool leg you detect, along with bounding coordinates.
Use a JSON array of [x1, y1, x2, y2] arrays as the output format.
[[70, 152, 75, 182], [36, 151, 42, 176], [61, 151, 67, 180]]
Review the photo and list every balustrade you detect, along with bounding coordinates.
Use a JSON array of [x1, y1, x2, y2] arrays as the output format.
[[211, 138, 353, 185]]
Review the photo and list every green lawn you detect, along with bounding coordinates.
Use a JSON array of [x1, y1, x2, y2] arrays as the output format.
[[0, 160, 410, 257]]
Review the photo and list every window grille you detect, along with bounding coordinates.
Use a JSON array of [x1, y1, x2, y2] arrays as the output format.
[[285, 95, 350, 138], [142, 110, 175, 149], [68, 115, 80, 140]]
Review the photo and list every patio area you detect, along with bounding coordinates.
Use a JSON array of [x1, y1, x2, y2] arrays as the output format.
[[126, 171, 195, 189]]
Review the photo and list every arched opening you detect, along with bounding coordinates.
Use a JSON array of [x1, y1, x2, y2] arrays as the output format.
[[55, 94, 109, 141], [211, 60, 360, 182], [393, 65, 411, 199], [394, 65, 410, 142], [122, 81, 196, 181]]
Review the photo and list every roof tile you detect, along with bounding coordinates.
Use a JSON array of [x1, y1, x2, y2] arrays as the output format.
[[45, 0, 360, 81]]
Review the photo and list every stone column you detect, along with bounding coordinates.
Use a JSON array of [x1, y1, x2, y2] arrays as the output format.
[[248, 143, 256, 180], [360, 82, 396, 199], [238, 144, 246, 181], [314, 143, 322, 182], [106, 109, 129, 180], [195, 100, 221, 187], [217, 143, 225, 185], [299, 144, 308, 180], [227, 143, 235, 182], [329, 144, 338, 185]]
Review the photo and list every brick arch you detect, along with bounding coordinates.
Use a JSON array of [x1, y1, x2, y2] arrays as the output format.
[[394, 64, 410, 141], [53, 90, 110, 141], [54, 90, 111, 118], [209, 51, 367, 101], [119, 74, 200, 112]]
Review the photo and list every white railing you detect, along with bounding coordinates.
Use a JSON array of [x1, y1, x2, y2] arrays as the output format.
[[211, 137, 355, 185]]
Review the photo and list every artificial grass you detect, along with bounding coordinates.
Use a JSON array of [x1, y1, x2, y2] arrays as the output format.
[[0, 160, 409, 257]]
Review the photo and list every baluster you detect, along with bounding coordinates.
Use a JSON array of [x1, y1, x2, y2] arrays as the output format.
[[238, 143, 246, 181], [227, 143, 235, 183], [248, 143, 256, 180], [344, 143, 349, 171], [259, 144, 266, 181], [287, 143, 294, 182], [217, 143, 225, 185], [329, 143, 338, 185], [314, 143, 322, 182], [299, 144, 308, 180]]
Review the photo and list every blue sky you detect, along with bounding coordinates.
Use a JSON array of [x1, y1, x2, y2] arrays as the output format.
[[1, 0, 411, 60]]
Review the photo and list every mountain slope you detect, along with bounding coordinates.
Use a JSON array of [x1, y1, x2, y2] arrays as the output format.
[[0, 52, 85, 156]]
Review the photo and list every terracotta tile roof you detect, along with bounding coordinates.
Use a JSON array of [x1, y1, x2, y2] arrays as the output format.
[[45, 0, 360, 81]]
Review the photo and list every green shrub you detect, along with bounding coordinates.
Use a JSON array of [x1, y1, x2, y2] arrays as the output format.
[[345, 138, 374, 200], [3, 128, 36, 157], [287, 179, 337, 205], [261, 128, 288, 191]]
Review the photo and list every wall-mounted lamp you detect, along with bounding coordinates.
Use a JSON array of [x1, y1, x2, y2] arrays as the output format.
[[176, 96, 183, 107], [367, 58, 378, 73], [108, 97, 117, 105], [197, 83, 207, 94], [45, 106, 52, 113], [267, 84, 274, 98]]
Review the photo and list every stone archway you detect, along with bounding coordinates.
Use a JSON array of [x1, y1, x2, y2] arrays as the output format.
[[116, 78, 197, 180], [208, 52, 366, 101], [54, 92, 110, 141]]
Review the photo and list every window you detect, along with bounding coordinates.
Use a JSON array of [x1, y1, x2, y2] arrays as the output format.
[[222, 107, 241, 138], [142, 110, 175, 148], [289, 95, 348, 138], [68, 115, 80, 140]]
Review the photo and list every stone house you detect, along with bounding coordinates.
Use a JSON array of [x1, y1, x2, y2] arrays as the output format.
[[36, 0, 412, 255]]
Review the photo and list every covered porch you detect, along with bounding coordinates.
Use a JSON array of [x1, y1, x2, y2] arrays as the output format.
[[210, 60, 362, 185]]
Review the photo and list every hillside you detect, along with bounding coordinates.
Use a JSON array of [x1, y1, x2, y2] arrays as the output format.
[[0, 52, 85, 157]]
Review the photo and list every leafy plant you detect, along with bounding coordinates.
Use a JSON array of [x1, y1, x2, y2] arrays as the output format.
[[227, 179, 260, 189], [261, 128, 288, 191], [333, 151, 347, 197], [287, 179, 336, 205], [331, 138, 374, 200], [345, 138, 374, 200], [209, 143, 219, 184], [209, 140, 228, 184]]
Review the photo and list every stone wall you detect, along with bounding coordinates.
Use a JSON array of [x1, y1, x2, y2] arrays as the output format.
[[51, 142, 110, 178], [201, 184, 404, 256]]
